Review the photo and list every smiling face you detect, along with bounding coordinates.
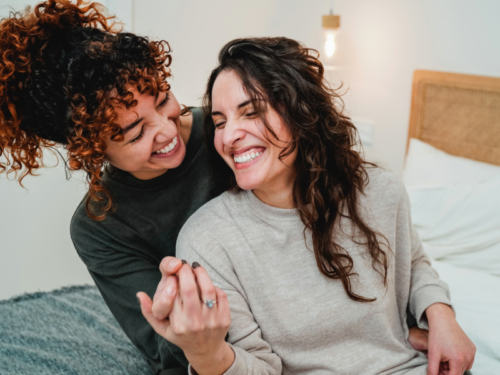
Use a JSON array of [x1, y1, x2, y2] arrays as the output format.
[[104, 88, 186, 180], [211, 70, 297, 198]]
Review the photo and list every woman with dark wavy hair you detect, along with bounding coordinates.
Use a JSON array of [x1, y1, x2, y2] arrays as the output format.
[[139, 37, 475, 374]]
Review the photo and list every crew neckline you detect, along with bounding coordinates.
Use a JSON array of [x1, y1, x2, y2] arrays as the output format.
[[105, 107, 204, 190], [242, 190, 300, 222]]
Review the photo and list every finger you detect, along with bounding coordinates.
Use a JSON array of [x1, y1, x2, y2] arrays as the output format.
[[178, 264, 203, 314], [427, 352, 441, 375], [192, 263, 217, 308], [137, 291, 170, 338], [152, 275, 178, 320], [159, 257, 183, 277], [165, 292, 184, 343], [447, 358, 465, 375], [466, 355, 475, 370], [438, 361, 449, 375], [153, 273, 174, 301], [466, 344, 476, 370], [215, 287, 231, 326]]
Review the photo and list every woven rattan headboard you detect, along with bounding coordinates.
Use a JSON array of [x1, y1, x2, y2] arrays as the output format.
[[408, 70, 500, 166]]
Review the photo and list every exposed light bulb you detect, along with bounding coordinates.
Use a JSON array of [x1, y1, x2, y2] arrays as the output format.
[[325, 34, 336, 57]]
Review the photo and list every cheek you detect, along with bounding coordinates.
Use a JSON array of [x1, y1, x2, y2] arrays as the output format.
[[169, 101, 181, 119], [213, 131, 226, 159]]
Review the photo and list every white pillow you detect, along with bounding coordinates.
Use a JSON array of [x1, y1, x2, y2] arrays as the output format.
[[403, 138, 500, 187], [404, 139, 500, 276]]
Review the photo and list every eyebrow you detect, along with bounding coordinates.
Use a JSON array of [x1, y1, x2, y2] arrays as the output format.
[[211, 100, 252, 117], [122, 93, 162, 135], [122, 118, 143, 135]]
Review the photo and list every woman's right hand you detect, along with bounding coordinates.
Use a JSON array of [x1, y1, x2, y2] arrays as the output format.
[[138, 259, 234, 375], [151, 257, 184, 321], [136, 257, 182, 340]]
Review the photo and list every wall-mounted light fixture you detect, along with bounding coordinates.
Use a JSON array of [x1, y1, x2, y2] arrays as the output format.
[[322, 10, 340, 58]]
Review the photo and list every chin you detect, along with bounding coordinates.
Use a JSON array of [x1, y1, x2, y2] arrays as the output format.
[[235, 174, 263, 191]]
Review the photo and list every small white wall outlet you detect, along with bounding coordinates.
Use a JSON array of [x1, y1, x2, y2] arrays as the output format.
[[352, 119, 375, 148]]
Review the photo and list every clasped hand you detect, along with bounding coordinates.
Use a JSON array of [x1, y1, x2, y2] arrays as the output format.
[[137, 257, 234, 375]]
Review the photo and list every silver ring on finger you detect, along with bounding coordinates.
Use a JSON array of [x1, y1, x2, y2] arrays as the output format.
[[203, 299, 217, 308]]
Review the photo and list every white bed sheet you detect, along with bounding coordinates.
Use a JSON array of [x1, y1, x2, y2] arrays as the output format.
[[404, 138, 500, 373], [431, 260, 500, 375]]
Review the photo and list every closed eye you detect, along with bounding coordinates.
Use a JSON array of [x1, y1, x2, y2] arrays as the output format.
[[158, 92, 170, 109], [129, 126, 145, 144]]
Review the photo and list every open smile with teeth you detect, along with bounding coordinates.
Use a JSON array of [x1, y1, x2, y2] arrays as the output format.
[[154, 136, 177, 154], [233, 150, 264, 164]]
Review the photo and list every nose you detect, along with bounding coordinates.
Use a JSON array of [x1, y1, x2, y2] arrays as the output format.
[[154, 115, 176, 144], [222, 117, 246, 147]]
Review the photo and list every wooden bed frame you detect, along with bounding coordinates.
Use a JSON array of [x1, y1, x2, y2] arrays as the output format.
[[407, 70, 500, 166]]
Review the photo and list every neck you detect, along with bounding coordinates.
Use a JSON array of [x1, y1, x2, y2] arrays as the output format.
[[252, 176, 295, 209]]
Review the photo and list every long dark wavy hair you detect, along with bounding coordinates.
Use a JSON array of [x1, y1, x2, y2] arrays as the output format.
[[203, 37, 390, 302], [0, 0, 179, 220]]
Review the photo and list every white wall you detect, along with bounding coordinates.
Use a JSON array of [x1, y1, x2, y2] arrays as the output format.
[[1, 0, 499, 300]]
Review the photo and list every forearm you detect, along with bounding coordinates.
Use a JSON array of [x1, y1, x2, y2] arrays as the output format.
[[408, 230, 452, 327], [187, 342, 235, 375]]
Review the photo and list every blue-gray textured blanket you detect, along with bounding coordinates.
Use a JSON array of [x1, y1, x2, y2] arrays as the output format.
[[0, 285, 153, 375]]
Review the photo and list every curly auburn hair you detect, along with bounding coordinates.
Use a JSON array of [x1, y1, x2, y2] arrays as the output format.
[[204, 37, 390, 303], [0, 0, 173, 220]]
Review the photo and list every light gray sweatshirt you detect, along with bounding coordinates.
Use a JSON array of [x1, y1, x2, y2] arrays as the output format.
[[176, 167, 451, 375]]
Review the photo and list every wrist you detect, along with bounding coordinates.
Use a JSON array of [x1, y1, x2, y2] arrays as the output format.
[[187, 342, 234, 375], [425, 303, 455, 326]]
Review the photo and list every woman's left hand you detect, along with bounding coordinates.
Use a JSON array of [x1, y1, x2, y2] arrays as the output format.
[[425, 303, 476, 375], [408, 326, 430, 354]]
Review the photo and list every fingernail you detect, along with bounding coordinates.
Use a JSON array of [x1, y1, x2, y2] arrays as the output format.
[[136, 295, 141, 305], [192, 262, 201, 269], [167, 285, 176, 295], [181, 259, 187, 265]]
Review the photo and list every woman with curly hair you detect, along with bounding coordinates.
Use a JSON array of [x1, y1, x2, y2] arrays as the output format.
[[138, 38, 476, 375], [0, 1, 466, 374], [0, 1, 216, 373]]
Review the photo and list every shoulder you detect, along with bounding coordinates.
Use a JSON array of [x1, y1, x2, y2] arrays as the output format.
[[361, 166, 407, 212], [176, 190, 249, 259], [364, 165, 405, 195], [70, 198, 92, 245], [177, 191, 237, 243], [70, 197, 114, 260]]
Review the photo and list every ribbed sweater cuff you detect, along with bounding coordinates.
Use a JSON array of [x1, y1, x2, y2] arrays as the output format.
[[412, 285, 453, 330], [188, 345, 239, 375], [222, 344, 245, 375]]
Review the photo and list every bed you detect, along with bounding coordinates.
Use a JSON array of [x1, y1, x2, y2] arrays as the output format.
[[404, 70, 500, 375]]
